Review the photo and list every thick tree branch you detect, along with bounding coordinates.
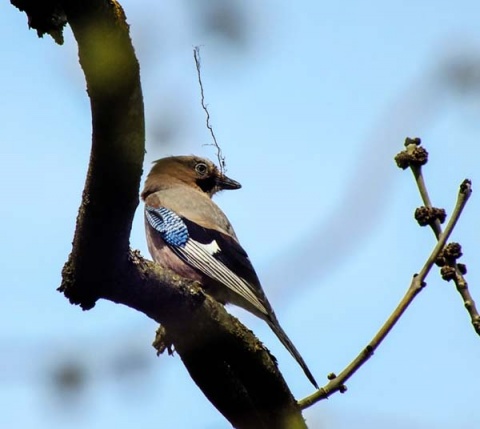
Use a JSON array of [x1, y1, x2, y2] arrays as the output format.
[[12, 1, 307, 427], [59, 0, 145, 309], [109, 251, 307, 429]]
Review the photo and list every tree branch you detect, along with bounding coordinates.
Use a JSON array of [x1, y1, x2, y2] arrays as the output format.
[[299, 161, 472, 410], [401, 138, 480, 334], [395, 138, 480, 335], [12, 1, 307, 427]]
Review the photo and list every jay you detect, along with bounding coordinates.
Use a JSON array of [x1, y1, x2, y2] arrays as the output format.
[[141, 155, 318, 388]]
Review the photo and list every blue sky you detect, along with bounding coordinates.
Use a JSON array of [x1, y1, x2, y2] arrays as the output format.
[[2, 0, 480, 428]]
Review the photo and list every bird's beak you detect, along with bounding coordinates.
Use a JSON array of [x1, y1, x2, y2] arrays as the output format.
[[216, 174, 242, 190]]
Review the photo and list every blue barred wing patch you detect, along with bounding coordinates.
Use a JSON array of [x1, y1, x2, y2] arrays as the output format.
[[145, 206, 189, 247]]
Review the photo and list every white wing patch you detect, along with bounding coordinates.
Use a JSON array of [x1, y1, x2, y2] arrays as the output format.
[[201, 240, 221, 255], [174, 240, 269, 316]]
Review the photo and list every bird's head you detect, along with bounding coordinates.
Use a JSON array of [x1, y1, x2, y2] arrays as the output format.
[[141, 156, 241, 200]]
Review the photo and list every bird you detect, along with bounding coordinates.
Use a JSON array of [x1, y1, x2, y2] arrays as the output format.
[[141, 155, 318, 388]]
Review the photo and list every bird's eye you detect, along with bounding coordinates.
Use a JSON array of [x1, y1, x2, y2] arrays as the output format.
[[195, 162, 208, 176]]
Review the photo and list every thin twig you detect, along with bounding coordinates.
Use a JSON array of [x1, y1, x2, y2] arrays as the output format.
[[298, 180, 472, 409], [405, 141, 480, 334], [404, 142, 443, 238], [193, 46, 226, 173]]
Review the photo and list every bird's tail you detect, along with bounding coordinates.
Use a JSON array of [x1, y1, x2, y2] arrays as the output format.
[[266, 316, 318, 389]]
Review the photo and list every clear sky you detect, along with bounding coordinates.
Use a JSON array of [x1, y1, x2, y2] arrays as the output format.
[[1, 0, 480, 428]]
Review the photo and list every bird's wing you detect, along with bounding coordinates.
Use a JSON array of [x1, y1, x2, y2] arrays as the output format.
[[145, 205, 269, 316]]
